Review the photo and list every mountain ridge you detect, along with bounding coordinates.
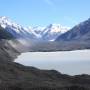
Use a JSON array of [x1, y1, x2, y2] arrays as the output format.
[[0, 16, 90, 52], [56, 18, 90, 41], [0, 16, 69, 41]]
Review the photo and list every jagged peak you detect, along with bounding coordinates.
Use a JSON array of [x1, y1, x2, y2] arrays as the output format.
[[0, 16, 11, 23]]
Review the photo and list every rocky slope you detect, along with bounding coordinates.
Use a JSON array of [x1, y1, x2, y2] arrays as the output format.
[[0, 40, 20, 61], [0, 60, 90, 90], [0, 25, 20, 61]]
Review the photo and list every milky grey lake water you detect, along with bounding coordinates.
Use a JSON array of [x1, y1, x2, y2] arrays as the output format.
[[15, 50, 90, 75]]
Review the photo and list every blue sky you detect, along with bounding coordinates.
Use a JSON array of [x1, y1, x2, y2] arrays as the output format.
[[0, 0, 90, 27]]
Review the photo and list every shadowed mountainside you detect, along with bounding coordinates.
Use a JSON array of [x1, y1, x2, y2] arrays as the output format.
[[0, 60, 90, 90], [0, 39, 20, 61], [56, 18, 90, 41]]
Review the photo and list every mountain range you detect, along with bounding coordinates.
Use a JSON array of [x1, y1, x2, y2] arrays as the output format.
[[0, 16, 90, 52], [27, 18, 90, 52], [0, 16, 69, 41], [0, 16, 90, 90]]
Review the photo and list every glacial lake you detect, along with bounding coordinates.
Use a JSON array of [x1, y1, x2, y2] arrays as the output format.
[[15, 50, 90, 75]]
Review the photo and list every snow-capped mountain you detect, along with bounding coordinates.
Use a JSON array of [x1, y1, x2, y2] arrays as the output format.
[[0, 16, 36, 39], [0, 16, 90, 52], [30, 26, 45, 38], [41, 24, 69, 41], [0, 16, 69, 41], [27, 24, 69, 41]]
